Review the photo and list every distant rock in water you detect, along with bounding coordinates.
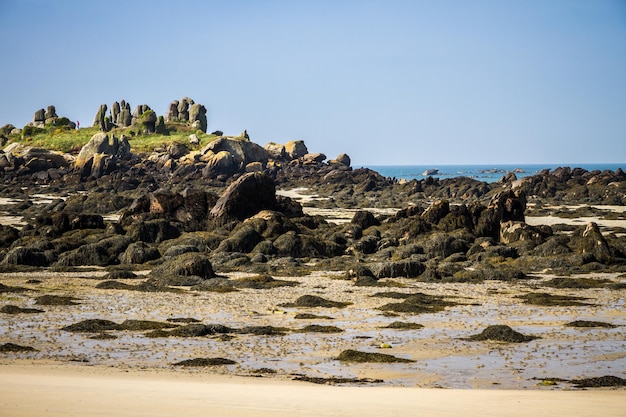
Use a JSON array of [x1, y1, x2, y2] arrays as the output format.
[[422, 168, 438, 176]]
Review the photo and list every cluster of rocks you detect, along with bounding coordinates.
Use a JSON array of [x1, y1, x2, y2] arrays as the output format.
[[165, 97, 207, 132], [0, 106, 78, 137], [0, 127, 624, 284], [92, 101, 164, 134], [90, 97, 207, 134]]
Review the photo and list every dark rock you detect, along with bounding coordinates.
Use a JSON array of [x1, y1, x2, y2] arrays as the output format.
[[351, 211, 380, 229], [210, 172, 276, 224]]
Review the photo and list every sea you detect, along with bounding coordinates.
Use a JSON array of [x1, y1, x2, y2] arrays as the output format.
[[363, 163, 625, 183]]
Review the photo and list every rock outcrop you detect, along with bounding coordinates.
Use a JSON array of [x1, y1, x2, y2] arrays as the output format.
[[74, 133, 131, 178]]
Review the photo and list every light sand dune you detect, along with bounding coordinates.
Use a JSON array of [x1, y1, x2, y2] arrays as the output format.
[[1, 363, 624, 417]]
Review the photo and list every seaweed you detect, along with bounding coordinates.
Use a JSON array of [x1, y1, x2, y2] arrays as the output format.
[[62, 319, 122, 332], [294, 313, 333, 320], [378, 292, 457, 314], [0, 305, 44, 314], [382, 321, 424, 330], [570, 375, 626, 388], [297, 325, 343, 333], [336, 349, 414, 363], [293, 375, 383, 385], [0, 283, 29, 293], [238, 326, 290, 336], [280, 295, 351, 308], [565, 320, 617, 328], [35, 295, 80, 306], [0, 342, 38, 352], [517, 292, 592, 306], [145, 323, 233, 338], [464, 325, 538, 343], [542, 277, 611, 289], [172, 357, 237, 367]]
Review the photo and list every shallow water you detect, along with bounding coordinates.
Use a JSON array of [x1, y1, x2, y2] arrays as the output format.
[[1, 272, 624, 389]]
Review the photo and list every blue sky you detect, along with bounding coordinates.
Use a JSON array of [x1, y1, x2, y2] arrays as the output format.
[[0, 0, 624, 165]]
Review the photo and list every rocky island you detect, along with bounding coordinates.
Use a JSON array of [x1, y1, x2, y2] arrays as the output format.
[[0, 99, 625, 393]]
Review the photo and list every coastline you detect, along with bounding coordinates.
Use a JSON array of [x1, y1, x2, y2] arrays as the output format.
[[2, 362, 625, 417]]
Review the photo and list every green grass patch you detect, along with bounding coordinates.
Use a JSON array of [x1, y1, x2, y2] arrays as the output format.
[[6, 122, 221, 154]]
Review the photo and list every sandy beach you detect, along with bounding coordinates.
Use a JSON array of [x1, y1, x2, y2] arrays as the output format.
[[1, 362, 624, 417]]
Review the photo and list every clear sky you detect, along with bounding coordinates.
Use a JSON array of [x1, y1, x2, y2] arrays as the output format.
[[0, 0, 625, 166]]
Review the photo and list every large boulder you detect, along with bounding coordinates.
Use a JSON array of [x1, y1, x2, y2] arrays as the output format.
[[264, 142, 286, 159], [572, 222, 612, 263], [32, 108, 46, 127], [202, 150, 238, 176], [329, 153, 351, 166], [488, 189, 526, 223], [166, 100, 179, 121], [210, 172, 277, 224], [284, 140, 308, 159], [189, 104, 207, 132], [499, 221, 546, 246], [44, 105, 57, 125], [7, 145, 70, 173], [74, 133, 131, 177], [201, 138, 270, 175]]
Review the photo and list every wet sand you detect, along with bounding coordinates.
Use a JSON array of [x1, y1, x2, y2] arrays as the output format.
[[1, 362, 624, 417], [1, 270, 624, 389]]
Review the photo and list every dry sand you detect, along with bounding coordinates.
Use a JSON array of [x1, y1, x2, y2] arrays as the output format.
[[1, 362, 624, 417]]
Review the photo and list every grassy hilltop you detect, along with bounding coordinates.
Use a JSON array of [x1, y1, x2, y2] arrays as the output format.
[[2, 122, 221, 155]]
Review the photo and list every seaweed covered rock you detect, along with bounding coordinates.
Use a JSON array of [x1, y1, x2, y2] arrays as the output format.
[[464, 325, 538, 343], [126, 219, 181, 243], [571, 222, 612, 263], [173, 357, 236, 366], [2, 247, 49, 266], [119, 242, 161, 264], [280, 295, 350, 308], [371, 259, 425, 278], [336, 349, 414, 363], [148, 252, 216, 280]]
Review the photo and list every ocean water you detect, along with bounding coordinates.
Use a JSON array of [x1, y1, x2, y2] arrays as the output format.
[[364, 163, 625, 183]]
